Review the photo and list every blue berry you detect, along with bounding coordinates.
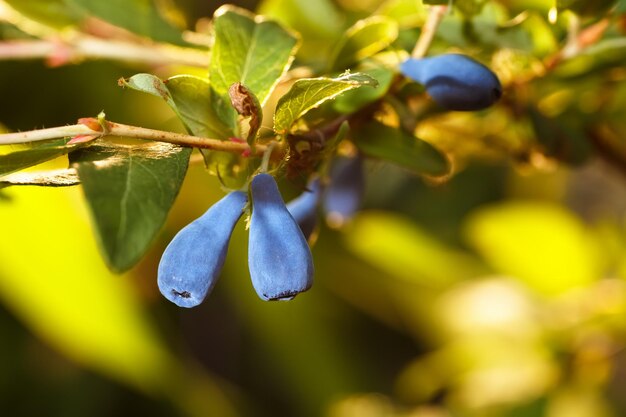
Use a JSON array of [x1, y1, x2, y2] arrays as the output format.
[[157, 191, 247, 308], [323, 155, 365, 228], [248, 173, 314, 301], [286, 177, 322, 242], [400, 54, 502, 111]]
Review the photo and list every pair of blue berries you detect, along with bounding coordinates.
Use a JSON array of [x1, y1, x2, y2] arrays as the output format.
[[158, 173, 314, 307]]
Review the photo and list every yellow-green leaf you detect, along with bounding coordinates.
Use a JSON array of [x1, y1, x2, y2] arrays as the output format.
[[274, 73, 377, 133]]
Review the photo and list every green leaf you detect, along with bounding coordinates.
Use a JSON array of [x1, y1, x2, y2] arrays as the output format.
[[0, 139, 90, 177], [464, 202, 602, 295], [3, 0, 85, 28], [618, 0, 626, 13], [333, 66, 395, 114], [353, 121, 450, 177], [70, 141, 190, 272], [330, 16, 399, 71], [274, 73, 378, 133], [209, 5, 300, 130], [122, 73, 234, 139], [65, 0, 185, 45]]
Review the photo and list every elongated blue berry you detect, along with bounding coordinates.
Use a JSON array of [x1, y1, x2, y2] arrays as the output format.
[[400, 54, 502, 111], [323, 155, 365, 228], [286, 177, 322, 241], [248, 173, 314, 301], [158, 191, 247, 308]]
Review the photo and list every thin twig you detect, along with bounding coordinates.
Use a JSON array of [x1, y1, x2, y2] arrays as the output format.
[[0, 36, 208, 67], [0, 120, 281, 157], [412, 5, 448, 58]]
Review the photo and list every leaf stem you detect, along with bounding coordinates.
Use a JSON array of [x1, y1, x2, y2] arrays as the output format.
[[0, 120, 282, 157], [411, 5, 448, 59]]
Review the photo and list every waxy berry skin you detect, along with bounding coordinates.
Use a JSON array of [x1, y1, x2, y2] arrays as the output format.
[[400, 54, 502, 111], [286, 178, 322, 241], [248, 173, 314, 301], [157, 191, 247, 308]]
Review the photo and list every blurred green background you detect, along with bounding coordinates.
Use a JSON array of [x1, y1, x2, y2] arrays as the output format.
[[2, 1, 626, 417]]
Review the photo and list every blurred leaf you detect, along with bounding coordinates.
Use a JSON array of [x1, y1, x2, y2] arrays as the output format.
[[557, 0, 616, 16], [219, 224, 368, 414], [330, 16, 399, 71], [65, 0, 185, 44], [529, 108, 591, 165], [3, 0, 85, 28], [555, 38, 626, 78], [344, 211, 485, 287], [258, 0, 342, 62], [437, 3, 533, 51], [334, 66, 395, 113], [0, 139, 90, 177], [209, 5, 299, 131], [464, 201, 602, 295], [353, 121, 450, 177], [375, 0, 427, 28], [70, 141, 190, 272], [618, 0, 626, 12], [455, 0, 489, 16], [0, 185, 172, 390], [274, 73, 377, 133]]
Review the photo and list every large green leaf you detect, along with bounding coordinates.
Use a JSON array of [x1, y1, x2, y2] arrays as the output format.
[[353, 121, 449, 177], [65, 0, 185, 45], [330, 16, 399, 71], [0, 139, 91, 177], [70, 141, 191, 272], [274, 73, 378, 133], [209, 5, 300, 130]]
